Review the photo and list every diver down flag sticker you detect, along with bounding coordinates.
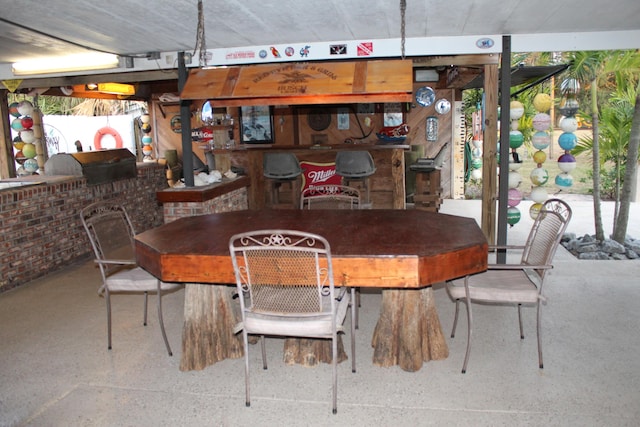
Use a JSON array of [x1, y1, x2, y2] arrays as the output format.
[[357, 42, 373, 56]]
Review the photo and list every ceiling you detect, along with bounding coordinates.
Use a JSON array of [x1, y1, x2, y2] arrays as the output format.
[[1, 0, 639, 87]]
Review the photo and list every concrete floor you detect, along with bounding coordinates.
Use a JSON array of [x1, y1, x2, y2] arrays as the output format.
[[2, 197, 640, 426]]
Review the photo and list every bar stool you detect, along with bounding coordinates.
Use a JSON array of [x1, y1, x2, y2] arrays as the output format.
[[263, 153, 303, 208], [335, 151, 376, 205]]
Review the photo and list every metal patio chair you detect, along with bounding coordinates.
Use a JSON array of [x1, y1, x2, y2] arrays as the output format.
[[446, 198, 572, 373], [229, 229, 356, 414], [80, 201, 182, 356]]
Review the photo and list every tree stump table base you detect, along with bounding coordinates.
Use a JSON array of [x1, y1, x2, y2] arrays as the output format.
[[372, 287, 448, 372], [180, 284, 244, 371], [283, 337, 348, 366]]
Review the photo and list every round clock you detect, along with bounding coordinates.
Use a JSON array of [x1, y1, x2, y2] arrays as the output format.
[[415, 86, 436, 107], [435, 98, 451, 115], [308, 109, 332, 131]]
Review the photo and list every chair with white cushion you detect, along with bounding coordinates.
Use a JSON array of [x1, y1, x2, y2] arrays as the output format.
[[229, 229, 356, 414], [80, 201, 182, 356], [446, 198, 572, 373]]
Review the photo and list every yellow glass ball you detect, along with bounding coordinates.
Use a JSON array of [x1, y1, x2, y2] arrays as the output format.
[[533, 150, 547, 164], [533, 93, 552, 112]]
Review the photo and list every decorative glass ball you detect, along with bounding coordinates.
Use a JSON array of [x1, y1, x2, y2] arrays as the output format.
[[13, 137, 25, 150], [21, 116, 34, 129], [142, 145, 153, 156], [14, 150, 26, 165], [471, 139, 482, 149], [470, 168, 482, 180], [555, 172, 574, 188], [532, 113, 551, 131], [21, 143, 36, 159], [532, 131, 551, 150], [508, 188, 523, 207], [558, 153, 577, 173], [558, 132, 578, 150], [510, 100, 525, 120], [560, 116, 579, 133], [509, 159, 523, 171], [140, 114, 151, 124], [20, 129, 35, 144], [24, 158, 39, 173], [507, 207, 521, 225], [532, 150, 547, 165], [471, 147, 482, 158], [9, 102, 21, 118], [530, 203, 543, 219], [471, 157, 483, 169], [508, 171, 522, 189], [530, 186, 548, 203], [141, 123, 152, 133], [533, 93, 552, 112], [509, 130, 524, 149], [142, 135, 153, 144], [17, 100, 34, 116], [530, 167, 549, 186], [11, 118, 24, 132]]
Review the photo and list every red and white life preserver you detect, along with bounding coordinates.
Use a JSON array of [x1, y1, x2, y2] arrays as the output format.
[[94, 127, 123, 150]]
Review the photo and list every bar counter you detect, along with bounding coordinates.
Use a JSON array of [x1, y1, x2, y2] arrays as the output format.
[[229, 143, 409, 210]]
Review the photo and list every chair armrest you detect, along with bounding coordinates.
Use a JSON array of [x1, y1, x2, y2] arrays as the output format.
[[489, 244, 526, 251], [487, 263, 553, 270], [94, 259, 137, 266]]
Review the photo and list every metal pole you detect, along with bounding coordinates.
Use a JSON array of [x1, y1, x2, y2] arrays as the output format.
[[497, 35, 512, 263], [178, 51, 194, 187]]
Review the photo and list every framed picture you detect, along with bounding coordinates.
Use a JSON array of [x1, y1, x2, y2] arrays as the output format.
[[240, 106, 274, 144]]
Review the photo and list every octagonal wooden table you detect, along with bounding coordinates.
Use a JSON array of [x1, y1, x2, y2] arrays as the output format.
[[135, 209, 487, 372]]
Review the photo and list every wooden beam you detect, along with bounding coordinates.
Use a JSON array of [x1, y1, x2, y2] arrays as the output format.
[[481, 63, 499, 244], [412, 54, 500, 67]]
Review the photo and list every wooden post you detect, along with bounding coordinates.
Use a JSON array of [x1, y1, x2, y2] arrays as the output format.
[[481, 63, 499, 245], [371, 287, 448, 372], [180, 284, 244, 371]]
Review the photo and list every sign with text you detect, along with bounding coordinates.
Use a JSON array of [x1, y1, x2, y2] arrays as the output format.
[[300, 161, 341, 192]]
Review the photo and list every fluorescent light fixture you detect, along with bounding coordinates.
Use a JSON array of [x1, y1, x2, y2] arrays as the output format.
[[97, 82, 135, 96], [12, 52, 120, 76], [415, 69, 440, 82]]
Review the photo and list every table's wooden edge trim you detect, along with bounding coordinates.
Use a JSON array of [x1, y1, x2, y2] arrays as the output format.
[[156, 175, 251, 203]]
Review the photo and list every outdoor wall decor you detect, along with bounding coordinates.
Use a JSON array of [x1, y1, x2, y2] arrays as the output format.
[[507, 100, 525, 226], [140, 113, 155, 162], [529, 93, 554, 219], [240, 106, 273, 143], [555, 78, 579, 190]]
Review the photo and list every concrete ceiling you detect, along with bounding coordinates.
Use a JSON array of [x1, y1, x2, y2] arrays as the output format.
[[1, 0, 639, 83]]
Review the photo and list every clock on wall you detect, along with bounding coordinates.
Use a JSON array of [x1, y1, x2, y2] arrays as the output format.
[[415, 86, 436, 107]]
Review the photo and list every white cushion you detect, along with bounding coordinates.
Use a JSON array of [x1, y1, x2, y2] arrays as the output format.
[[106, 267, 182, 293], [447, 269, 540, 304]]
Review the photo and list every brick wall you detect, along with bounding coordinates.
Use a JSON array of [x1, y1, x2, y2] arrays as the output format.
[[162, 187, 248, 223], [0, 163, 167, 293]]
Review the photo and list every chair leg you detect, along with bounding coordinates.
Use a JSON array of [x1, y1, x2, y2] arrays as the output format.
[[106, 291, 112, 350], [156, 282, 173, 356], [537, 302, 544, 369], [332, 331, 338, 414], [353, 288, 359, 330], [242, 331, 251, 407], [518, 303, 524, 339], [143, 291, 148, 326], [350, 288, 356, 374], [462, 298, 473, 374], [451, 299, 460, 338], [260, 335, 267, 370]]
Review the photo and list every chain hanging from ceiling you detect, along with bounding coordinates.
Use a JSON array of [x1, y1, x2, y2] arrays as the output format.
[[400, 0, 406, 59], [194, 0, 208, 67]]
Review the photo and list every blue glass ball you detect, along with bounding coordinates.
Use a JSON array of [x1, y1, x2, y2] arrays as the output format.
[[558, 132, 578, 150]]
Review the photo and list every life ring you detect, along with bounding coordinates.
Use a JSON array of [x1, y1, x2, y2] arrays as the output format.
[[94, 127, 123, 150]]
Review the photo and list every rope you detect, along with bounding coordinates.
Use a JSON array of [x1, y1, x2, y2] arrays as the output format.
[[400, 0, 407, 59]]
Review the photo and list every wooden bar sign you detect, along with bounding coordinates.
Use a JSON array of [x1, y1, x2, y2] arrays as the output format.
[[180, 59, 413, 106]]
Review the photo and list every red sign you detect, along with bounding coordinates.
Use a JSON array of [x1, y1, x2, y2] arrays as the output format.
[[300, 161, 341, 192]]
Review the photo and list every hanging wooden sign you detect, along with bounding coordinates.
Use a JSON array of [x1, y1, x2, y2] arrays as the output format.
[[180, 59, 413, 106]]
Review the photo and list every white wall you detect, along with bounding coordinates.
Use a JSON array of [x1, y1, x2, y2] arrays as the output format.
[[43, 114, 136, 156]]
